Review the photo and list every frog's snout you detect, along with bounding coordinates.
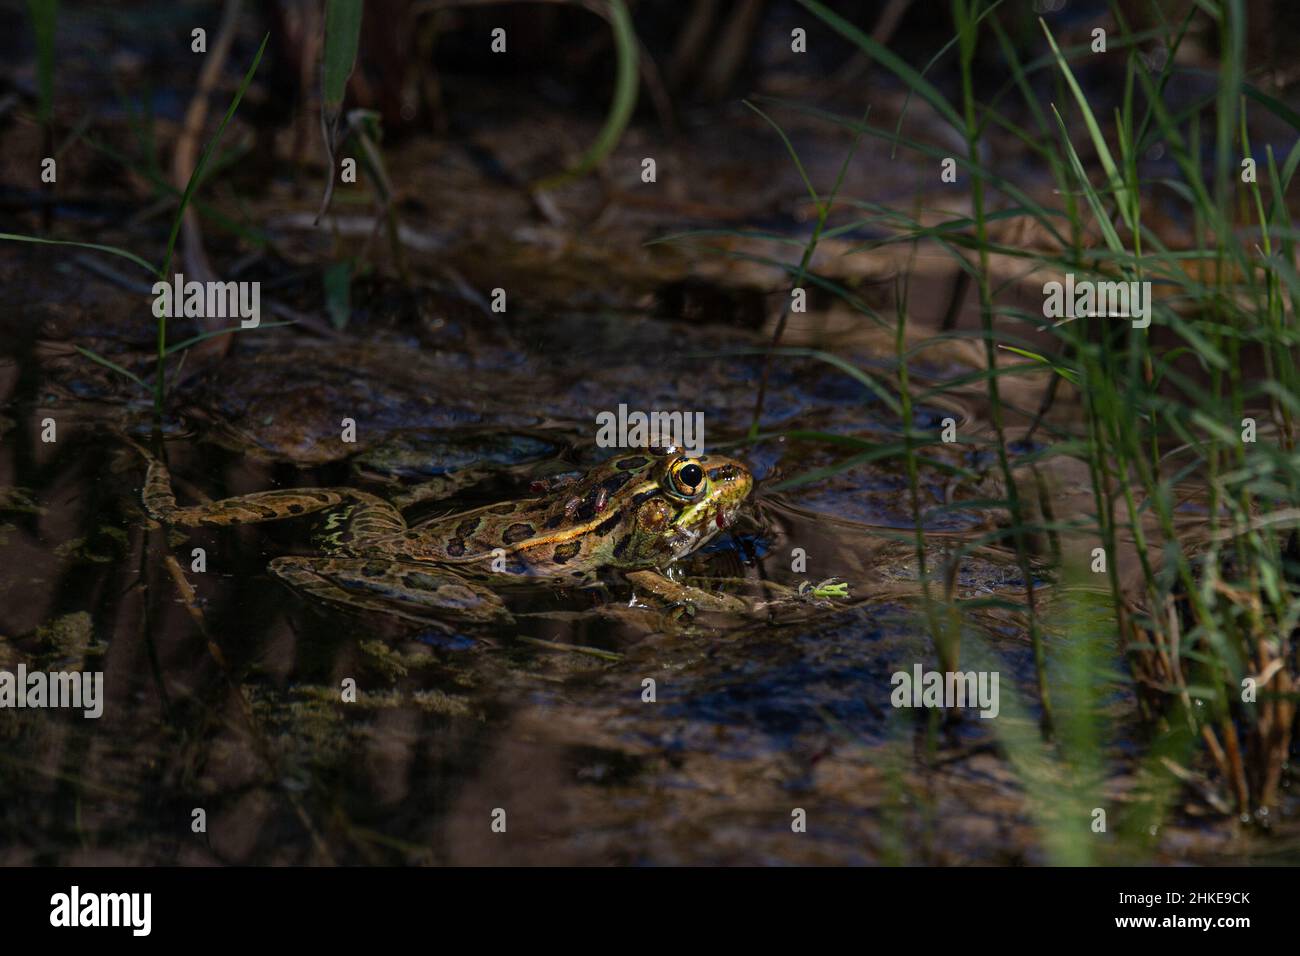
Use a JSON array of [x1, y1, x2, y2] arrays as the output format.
[[706, 455, 754, 509]]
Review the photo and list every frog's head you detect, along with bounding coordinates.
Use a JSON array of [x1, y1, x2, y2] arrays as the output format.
[[623, 451, 753, 564]]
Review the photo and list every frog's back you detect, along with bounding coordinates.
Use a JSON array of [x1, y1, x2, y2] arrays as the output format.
[[385, 457, 654, 574], [393, 498, 547, 566]]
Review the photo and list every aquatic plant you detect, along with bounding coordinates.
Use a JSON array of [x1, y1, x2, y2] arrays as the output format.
[[672, 0, 1299, 837]]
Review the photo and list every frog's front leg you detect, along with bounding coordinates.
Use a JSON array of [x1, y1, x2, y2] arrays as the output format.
[[624, 571, 852, 620], [143, 456, 404, 537], [625, 569, 751, 616], [269, 556, 512, 626]]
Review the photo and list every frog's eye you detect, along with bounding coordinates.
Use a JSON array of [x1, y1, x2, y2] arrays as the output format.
[[667, 458, 707, 498]]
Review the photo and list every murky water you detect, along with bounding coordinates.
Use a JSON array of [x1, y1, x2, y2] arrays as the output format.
[[3, 285, 1291, 864]]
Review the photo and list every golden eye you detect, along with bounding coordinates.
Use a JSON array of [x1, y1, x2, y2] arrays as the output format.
[[668, 458, 707, 497]]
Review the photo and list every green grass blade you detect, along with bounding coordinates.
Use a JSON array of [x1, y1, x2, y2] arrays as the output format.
[[158, 32, 269, 280], [163, 321, 293, 356], [1040, 18, 1134, 234], [534, 0, 638, 190], [1000, 345, 1081, 386], [891, 0, 1004, 158], [154, 32, 269, 417], [323, 0, 364, 111], [323, 261, 352, 331], [743, 100, 821, 209], [796, 0, 963, 134], [26, 0, 56, 127], [74, 346, 148, 392], [1050, 104, 1125, 255], [0, 233, 155, 274]]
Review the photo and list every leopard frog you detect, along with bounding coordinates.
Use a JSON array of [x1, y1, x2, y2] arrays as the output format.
[[141, 449, 753, 626]]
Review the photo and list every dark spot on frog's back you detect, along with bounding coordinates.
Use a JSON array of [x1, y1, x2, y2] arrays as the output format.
[[489, 503, 516, 515], [455, 516, 481, 537], [445, 539, 466, 557], [600, 471, 633, 495], [616, 456, 648, 470], [502, 522, 535, 544], [593, 512, 622, 537], [552, 540, 582, 564], [612, 533, 632, 558], [574, 490, 599, 521]]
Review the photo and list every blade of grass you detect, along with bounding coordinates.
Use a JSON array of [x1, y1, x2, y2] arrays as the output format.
[[0, 233, 155, 275], [1040, 17, 1135, 235], [796, 0, 963, 134], [155, 31, 269, 417], [743, 100, 871, 438], [533, 0, 638, 191], [74, 346, 148, 392], [158, 33, 269, 280], [26, 0, 56, 128], [323, 0, 364, 111], [317, 0, 365, 221], [163, 321, 293, 356]]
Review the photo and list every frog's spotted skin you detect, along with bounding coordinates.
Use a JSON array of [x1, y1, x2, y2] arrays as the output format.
[[141, 449, 753, 626], [388, 454, 752, 572], [268, 555, 512, 626]]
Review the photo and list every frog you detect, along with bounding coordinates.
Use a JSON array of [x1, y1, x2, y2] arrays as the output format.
[[139, 447, 757, 627]]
